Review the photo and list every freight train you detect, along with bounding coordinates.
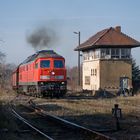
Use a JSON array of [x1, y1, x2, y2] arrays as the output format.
[[12, 50, 67, 97]]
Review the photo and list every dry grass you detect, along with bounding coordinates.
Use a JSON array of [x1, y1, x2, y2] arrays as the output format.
[[35, 95, 140, 139], [0, 89, 16, 103], [37, 95, 140, 117]]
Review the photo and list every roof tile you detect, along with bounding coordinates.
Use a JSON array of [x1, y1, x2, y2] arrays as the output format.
[[75, 26, 140, 51]]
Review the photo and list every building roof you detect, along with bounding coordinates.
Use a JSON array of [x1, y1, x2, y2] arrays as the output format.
[[75, 26, 140, 51]]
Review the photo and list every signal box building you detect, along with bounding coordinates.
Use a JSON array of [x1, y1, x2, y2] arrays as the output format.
[[75, 26, 140, 92]]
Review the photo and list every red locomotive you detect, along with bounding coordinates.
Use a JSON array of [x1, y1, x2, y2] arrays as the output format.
[[12, 50, 67, 97]]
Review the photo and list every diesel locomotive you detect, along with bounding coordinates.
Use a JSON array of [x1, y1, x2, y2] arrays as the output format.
[[12, 50, 67, 97]]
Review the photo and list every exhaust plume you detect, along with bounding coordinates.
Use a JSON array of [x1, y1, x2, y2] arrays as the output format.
[[27, 26, 58, 51]]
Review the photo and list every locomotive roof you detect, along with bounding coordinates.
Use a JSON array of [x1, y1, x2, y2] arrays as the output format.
[[21, 50, 64, 64]]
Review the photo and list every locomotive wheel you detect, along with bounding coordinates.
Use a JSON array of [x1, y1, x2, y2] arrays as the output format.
[[56, 94, 60, 99], [50, 92, 54, 98], [37, 92, 43, 98], [39, 94, 43, 98], [32, 86, 37, 97]]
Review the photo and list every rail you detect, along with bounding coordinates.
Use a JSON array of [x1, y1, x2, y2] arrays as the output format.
[[29, 103, 114, 140], [12, 109, 54, 140]]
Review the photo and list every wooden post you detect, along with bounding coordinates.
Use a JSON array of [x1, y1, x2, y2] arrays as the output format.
[[112, 104, 122, 130]]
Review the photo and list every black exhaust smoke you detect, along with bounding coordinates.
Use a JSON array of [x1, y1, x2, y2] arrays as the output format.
[[26, 26, 58, 51]]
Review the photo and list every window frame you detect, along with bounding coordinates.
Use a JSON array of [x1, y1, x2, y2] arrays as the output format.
[[111, 48, 120, 58], [54, 60, 64, 68], [40, 60, 50, 68]]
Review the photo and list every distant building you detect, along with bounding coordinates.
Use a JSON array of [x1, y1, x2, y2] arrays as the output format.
[[75, 26, 140, 93]]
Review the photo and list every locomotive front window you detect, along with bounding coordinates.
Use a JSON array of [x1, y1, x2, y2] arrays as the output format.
[[54, 60, 64, 68], [40, 60, 50, 68]]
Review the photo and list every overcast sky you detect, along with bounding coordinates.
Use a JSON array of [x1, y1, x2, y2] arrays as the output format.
[[0, 0, 140, 67]]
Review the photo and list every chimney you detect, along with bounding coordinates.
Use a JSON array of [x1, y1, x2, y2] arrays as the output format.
[[115, 26, 121, 33]]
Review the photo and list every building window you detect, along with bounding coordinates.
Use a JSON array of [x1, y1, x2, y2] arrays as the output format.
[[95, 69, 97, 76], [106, 49, 110, 55], [91, 69, 95, 76], [95, 49, 100, 59], [100, 48, 111, 59], [85, 76, 90, 85], [111, 48, 120, 58], [116, 49, 120, 57], [121, 48, 131, 58], [126, 49, 131, 58], [92, 51, 94, 59], [83, 52, 88, 60], [89, 51, 93, 60], [101, 49, 106, 58], [91, 69, 97, 76], [84, 48, 131, 60], [84, 56, 86, 60]]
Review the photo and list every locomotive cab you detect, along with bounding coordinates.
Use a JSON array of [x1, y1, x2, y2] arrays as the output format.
[[38, 58, 67, 97]]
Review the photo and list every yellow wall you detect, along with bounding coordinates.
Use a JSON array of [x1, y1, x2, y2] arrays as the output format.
[[100, 59, 132, 90]]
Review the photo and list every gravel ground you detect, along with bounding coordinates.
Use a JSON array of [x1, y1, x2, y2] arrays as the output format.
[[0, 92, 47, 140], [1, 91, 140, 140]]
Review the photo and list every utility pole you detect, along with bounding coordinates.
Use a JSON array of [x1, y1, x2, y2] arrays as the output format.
[[74, 31, 81, 86]]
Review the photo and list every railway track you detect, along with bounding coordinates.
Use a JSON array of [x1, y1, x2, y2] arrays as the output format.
[[10, 98, 114, 140], [12, 109, 54, 140]]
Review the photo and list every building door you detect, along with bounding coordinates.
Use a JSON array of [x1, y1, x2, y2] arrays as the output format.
[[120, 77, 128, 90]]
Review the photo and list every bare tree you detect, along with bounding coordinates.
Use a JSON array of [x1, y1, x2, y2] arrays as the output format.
[[67, 65, 82, 91], [0, 51, 16, 90], [0, 51, 6, 88], [132, 58, 140, 94], [0, 51, 5, 62]]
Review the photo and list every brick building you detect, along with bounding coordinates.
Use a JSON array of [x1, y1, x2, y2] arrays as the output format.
[[75, 26, 140, 93]]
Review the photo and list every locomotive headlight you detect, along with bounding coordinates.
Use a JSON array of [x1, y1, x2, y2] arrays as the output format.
[[61, 82, 65, 84], [40, 82, 44, 85], [51, 71, 55, 75]]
